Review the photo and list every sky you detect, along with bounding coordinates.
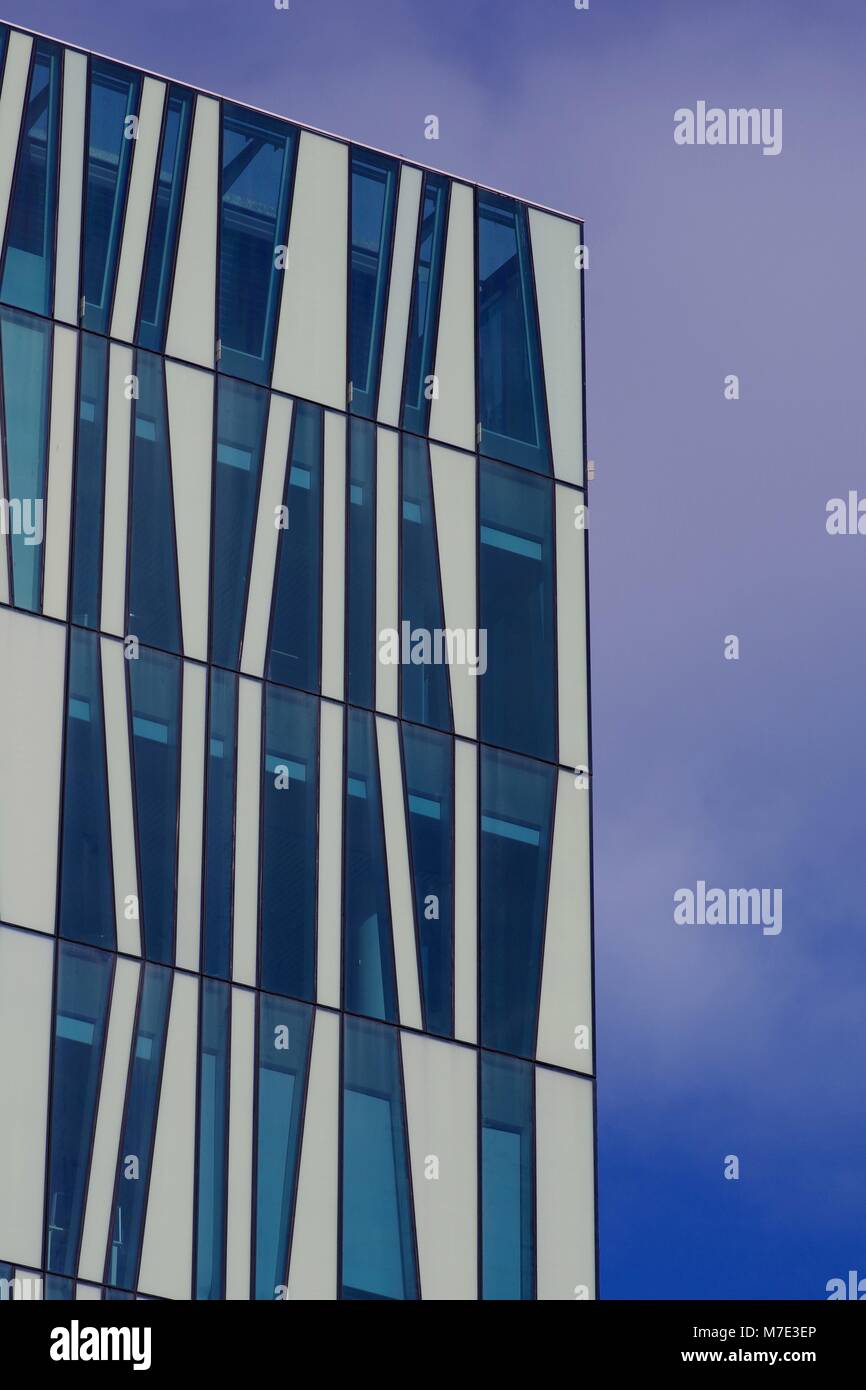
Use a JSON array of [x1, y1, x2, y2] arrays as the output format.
[[11, 0, 865, 1299]]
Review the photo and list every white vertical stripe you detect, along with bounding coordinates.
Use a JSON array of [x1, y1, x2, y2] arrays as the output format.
[[225, 986, 255, 1299], [536, 772, 593, 1074], [453, 738, 477, 1044], [0, 927, 52, 1266], [0, 31, 32, 254], [0, 420, 7, 605], [272, 132, 348, 409], [429, 181, 475, 453], [232, 677, 261, 988], [377, 164, 422, 427], [164, 94, 219, 368], [0, 609, 65, 934], [110, 78, 167, 343], [536, 1068, 595, 1299], [320, 412, 346, 701], [240, 394, 293, 677], [287, 1009, 339, 1299], [528, 208, 584, 486], [101, 637, 140, 957], [555, 482, 589, 772], [175, 660, 206, 974], [401, 1032, 477, 1299], [165, 360, 213, 664], [42, 326, 78, 622], [374, 428, 399, 716], [54, 48, 87, 324], [100, 345, 134, 638], [77, 957, 140, 1284], [429, 444, 476, 740], [316, 701, 342, 1009], [138, 971, 198, 1300], [376, 718, 422, 1029]]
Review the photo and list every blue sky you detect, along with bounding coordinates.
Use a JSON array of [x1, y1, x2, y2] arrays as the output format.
[[12, 0, 866, 1297]]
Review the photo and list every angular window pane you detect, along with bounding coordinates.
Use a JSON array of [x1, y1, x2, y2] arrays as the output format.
[[210, 376, 269, 669], [128, 648, 181, 964], [106, 963, 172, 1291], [343, 709, 398, 1024], [59, 629, 116, 950], [202, 667, 238, 980], [477, 190, 551, 474], [253, 994, 313, 1300], [341, 1016, 418, 1300], [481, 1051, 535, 1300], [82, 59, 141, 333], [218, 105, 296, 385], [260, 683, 318, 1001], [345, 417, 375, 708], [401, 173, 448, 437], [0, 40, 61, 315], [45, 1274, 74, 1299], [399, 434, 452, 731], [401, 723, 454, 1037], [480, 745, 555, 1057], [479, 458, 556, 761], [70, 333, 109, 628], [0, 306, 51, 612], [194, 978, 230, 1301], [126, 351, 182, 653], [349, 149, 397, 418], [266, 401, 323, 693], [46, 942, 114, 1277], [137, 86, 194, 351]]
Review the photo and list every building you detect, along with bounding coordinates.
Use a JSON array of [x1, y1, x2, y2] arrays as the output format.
[[0, 18, 595, 1301]]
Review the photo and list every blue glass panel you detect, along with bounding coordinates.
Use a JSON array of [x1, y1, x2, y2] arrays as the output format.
[[0, 306, 50, 612], [104, 1287, 135, 1300], [59, 629, 116, 950], [341, 1016, 418, 1300], [345, 417, 375, 708], [218, 105, 295, 384], [45, 1274, 74, 1299], [202, 667, 238, 979], [399, 434, 452, 731], [82, 60, 140, 333], [477, 190, 551, 473], [479, 458, 556, 761], [195, 978, 230, 1300], [266, 401, 323, 693], [401, 724, 454, 1036], [128, 648, 181, 964], [343, 709, 398, 1023], [70, 333, 109, 627], [126, 351, 182, 653], [349, 149, 397, 418], [210, 376, 269, 668], [481, 1051, 535, 1300], [260, 684, 318, 1001], [401, 173, 448, 436], [480, 745, 555, 1057], [253, 994, 313, 1300], [106, 963, 171, 1291], [46, 942, 114, 1276], [0, 40, 61, 314], [136, 86, 194, 351]]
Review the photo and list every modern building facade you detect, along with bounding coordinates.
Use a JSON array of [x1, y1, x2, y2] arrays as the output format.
[[0, 19, 594, 1301]]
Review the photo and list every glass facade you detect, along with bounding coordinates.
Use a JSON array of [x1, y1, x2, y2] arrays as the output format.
[[0, 19, 593, 1303]]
